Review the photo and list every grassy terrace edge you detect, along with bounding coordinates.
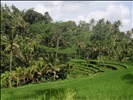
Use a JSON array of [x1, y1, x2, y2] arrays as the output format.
[[1, 66, 133, 100]]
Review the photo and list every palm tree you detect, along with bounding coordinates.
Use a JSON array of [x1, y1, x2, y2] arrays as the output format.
[[1, 5, 28, 87], [1, 34, 20, 87]]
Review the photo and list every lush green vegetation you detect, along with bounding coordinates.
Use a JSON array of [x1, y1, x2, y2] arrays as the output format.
[[1, 4, 133, 100], [2, 65, 133, 100]]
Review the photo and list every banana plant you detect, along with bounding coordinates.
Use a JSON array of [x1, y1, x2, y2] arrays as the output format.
[[15, 67, 25, 86], [1, 71, 10, 88]]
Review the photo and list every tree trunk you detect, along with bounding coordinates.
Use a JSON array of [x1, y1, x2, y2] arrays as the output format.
[[9, 43, 13, 88], [55, 36, 59, 66], [78, 49, 80, 59]]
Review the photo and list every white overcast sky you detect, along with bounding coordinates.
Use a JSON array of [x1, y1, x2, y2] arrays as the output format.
[[1, 1, 133, 32]]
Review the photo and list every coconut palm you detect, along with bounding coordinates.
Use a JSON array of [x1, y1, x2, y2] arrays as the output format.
[[1, 5, 28, 87]]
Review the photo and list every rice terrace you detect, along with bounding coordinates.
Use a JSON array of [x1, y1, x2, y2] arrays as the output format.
[[1, 1, 133, 100]]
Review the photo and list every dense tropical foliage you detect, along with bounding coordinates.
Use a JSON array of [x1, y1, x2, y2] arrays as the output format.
[[1, 4, 133, 88]]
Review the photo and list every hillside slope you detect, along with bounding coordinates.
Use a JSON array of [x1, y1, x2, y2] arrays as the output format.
[[1, 67, 133, 100]]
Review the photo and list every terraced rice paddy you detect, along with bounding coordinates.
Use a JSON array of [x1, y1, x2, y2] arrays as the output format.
[[1, 59, 133, 100], [67, 59, 129, 78]]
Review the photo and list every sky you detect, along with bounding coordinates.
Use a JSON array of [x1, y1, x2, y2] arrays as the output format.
[[1, 1, 133, 32]]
